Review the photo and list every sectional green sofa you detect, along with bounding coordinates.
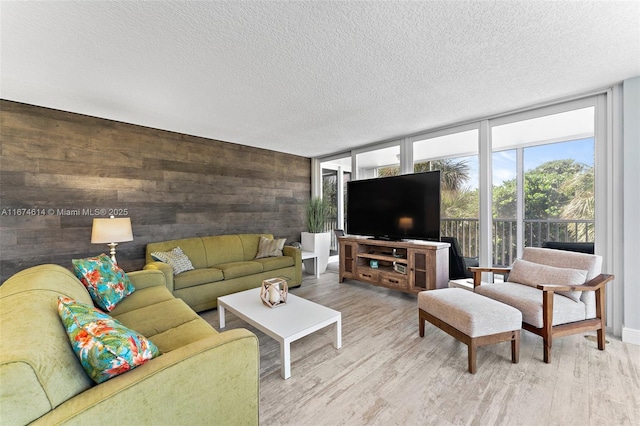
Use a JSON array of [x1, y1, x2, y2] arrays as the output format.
[[144, 233, 302, 312], [0, 264, 259, 425]]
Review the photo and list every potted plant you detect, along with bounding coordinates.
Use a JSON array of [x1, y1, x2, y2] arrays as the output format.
[[301, 197, 332, 275]]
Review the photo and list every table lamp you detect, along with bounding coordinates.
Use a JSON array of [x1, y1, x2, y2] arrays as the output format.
[[91, 216, 133, 264]]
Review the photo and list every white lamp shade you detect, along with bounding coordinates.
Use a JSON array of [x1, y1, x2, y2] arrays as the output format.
[[91, 217, 133, 244]]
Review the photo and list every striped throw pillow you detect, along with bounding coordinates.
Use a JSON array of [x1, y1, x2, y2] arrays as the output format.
[[255, 236, 286, 259]]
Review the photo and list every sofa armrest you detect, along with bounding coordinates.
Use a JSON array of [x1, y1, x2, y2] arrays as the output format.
[[32, 329, 259, 426], [126, 269, 166, 290], [283, 246, 302, 285], [143, 261, 175, 292]]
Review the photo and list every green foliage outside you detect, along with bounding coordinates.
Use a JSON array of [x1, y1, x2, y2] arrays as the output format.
[[493, 159, 593, 220], [379, 158, 593, 223], [493, 158, 594, 242]]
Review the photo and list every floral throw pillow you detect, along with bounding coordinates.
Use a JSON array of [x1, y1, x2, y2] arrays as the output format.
[[57, 296, 161, 383], [72, 254, 135, 312]]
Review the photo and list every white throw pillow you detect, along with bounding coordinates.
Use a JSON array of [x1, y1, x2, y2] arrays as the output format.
[[151, 247, 195, 275], [508, 258, 587, 302]]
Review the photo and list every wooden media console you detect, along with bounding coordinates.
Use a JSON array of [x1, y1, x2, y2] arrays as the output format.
[[338, 236, 450, 294]]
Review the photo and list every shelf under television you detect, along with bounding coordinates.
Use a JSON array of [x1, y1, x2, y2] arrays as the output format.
[[356, 253, 408, 264]]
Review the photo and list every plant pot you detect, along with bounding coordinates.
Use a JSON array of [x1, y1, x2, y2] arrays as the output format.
[[301, 231, 331, 275]]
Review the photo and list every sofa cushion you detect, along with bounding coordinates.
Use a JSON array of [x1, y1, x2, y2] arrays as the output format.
[[113, 298, 200, 340], [174, 267, 225, 290], [216, 261, 264, 280], [202, 235, 245, 266], [57, 297, 161, 384], [255, 236, 286, 259], [151, 247, 195, 275], [522, 247, 602, 317], [72, 254, 135, 312], [109, 285, 176, 317], [475, 282, 587, 328], [255, 256, 294, 272], [508, 258, 587, 302], [239, 234, 273, 261], [112, 297, 216, 352], [145, 318, 218, 352], [522, 247, 601, 280], [418, 288, 521, 337]]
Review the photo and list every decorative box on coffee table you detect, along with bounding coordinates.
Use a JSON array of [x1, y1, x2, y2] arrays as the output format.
[[260, 277, 288, 308]]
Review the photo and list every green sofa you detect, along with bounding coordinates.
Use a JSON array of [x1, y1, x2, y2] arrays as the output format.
[[0, 264, 259, 426], [144, 233, 302, 312]]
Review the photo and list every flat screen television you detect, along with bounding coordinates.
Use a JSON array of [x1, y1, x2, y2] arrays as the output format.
[[346, 171, 441, 241]]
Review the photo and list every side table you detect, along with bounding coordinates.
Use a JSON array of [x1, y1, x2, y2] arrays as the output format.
[[301, 251, 319, 279]]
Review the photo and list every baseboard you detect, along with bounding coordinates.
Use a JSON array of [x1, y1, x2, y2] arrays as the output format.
[[622, 327, 640, 346]]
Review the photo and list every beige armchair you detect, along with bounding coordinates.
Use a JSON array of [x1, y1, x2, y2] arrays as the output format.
[[470, 247, 614, 363]]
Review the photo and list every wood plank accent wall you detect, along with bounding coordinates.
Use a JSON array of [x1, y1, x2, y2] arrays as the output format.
[[0, 100, 311, 283]]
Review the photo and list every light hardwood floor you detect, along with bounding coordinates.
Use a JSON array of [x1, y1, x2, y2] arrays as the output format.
[[199, 264, 640, 425]]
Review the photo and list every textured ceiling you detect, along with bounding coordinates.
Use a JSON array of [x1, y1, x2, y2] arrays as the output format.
[[1, 1, 639, 158]]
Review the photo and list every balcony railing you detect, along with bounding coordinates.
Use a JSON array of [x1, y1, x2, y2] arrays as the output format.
[[327, 216, 593, 266], [442, 218, 595, 267]]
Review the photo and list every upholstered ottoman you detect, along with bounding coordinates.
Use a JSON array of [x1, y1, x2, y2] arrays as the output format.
[[418, 288, 522, 373]]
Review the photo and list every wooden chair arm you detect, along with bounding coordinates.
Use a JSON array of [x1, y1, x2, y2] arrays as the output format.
[[469, 267, 512, 287], [468, 267, 511, 274], [536, 274, 615, 292]]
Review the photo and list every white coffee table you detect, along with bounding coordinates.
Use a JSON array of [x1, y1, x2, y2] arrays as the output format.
[[218, 287, 341, 379]]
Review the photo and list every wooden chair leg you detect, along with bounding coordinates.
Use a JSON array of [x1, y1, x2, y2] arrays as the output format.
[[468, 339, 477, 374], [511, 330, 520, 364], [597, 328, 606, 350], [542, 290, 554, 363], [419, 310, 425, 337], [595, 288, 606, 350], [543, 338, 552, 363]]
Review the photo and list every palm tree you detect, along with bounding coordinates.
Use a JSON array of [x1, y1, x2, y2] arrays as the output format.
[[377, 166, 400, 177], [377, 159, 470, 192], [415, 159, 470, 192], [560, 166, 594, 241]]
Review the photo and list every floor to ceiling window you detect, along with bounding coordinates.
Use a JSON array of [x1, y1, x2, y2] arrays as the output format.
[[355, 144, 400, 178], [317, 98, 600, 269], [412, 127, 479, 258], [320, 156, 351, 254], [490, 106, 595, 266]]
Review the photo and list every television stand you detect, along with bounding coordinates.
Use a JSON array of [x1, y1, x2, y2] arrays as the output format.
[[338, 236, 450, 294]]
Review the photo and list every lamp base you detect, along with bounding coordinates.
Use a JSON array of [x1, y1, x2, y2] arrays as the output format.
[[107, 242, 119, 265]]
